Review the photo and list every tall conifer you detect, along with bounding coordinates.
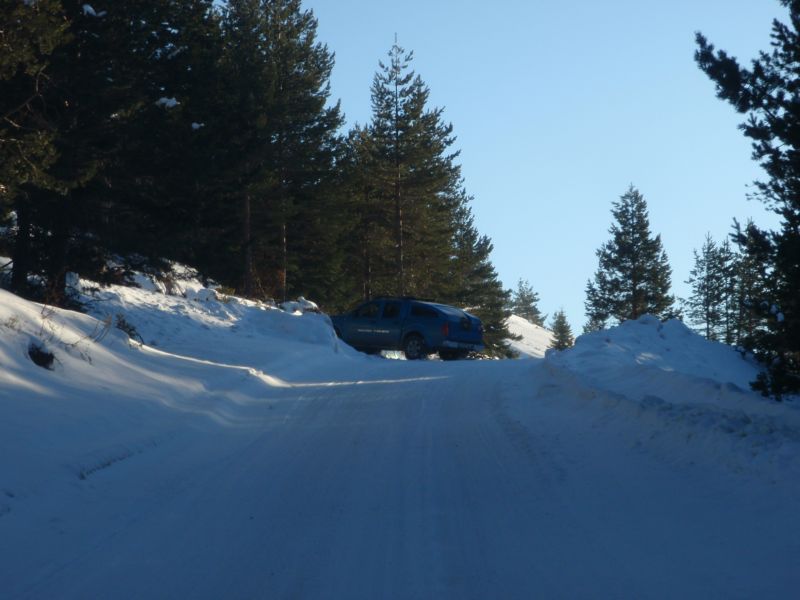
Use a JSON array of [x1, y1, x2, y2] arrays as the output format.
[[549, 310, 574, 351], [367, 41, 461, 297], [585, 186, 674, 328], [217, 0, 341, 300], [510, 279, 545, 326], [685, 234, 727, 340], [697, 8, 800, 397]]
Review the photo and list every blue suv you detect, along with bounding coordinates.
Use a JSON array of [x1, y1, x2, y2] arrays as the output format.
[[331, 297, 484, 360]]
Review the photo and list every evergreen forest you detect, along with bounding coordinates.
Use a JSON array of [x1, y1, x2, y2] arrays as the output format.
[[0, 0, 513, 354]]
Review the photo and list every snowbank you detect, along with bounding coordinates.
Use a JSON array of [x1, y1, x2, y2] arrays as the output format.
[[544, 315, 800, 478], [68, 268, 358, 375], [548, 315, 761, 401], [506, 314, 553, 358]]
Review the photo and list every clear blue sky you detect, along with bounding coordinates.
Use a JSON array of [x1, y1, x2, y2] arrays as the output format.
[[303, 0, 785, 330]]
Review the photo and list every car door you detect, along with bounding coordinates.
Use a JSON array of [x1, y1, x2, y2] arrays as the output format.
[[349, 300, 382, 348], [372, 300, 403, 349]]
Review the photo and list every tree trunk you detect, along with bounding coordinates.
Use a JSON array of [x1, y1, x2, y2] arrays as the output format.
[[279, 214, 287, 303], [45, 192, 69, 306], [395, 175, 404, 296], [362, 228, 372, 301], [242, 194, 254, 297], [10, 194, 31, 295], [393, 70, 404, 296]]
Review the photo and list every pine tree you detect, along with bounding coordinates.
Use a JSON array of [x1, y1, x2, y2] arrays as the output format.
[[0, 0, 231, 302], [0, 0, 70, 295], [0, 0, 68, 197], [696, 10, 800, 397], [367, 41, 461, 297], [549, 309, 574, 351], [684, 234, 727, 340], [510, 278, 545, 326], [3, 1, 168, 301], [585, 185, 674, 328], [717, 238, 739, 345], [338, 124, 394, 304], [49, 0, 226, 283], [727, 220, 772, 352], [447, 199, 514, 357], [215, 0, 342, 300]]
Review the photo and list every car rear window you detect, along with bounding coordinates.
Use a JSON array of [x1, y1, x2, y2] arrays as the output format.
[[410, 304, 439, 318], [431, 304, 467, 319]]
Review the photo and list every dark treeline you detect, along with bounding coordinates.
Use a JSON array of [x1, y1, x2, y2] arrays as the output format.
[[0, 0, 513, 355], [694, 0, 800, 397]]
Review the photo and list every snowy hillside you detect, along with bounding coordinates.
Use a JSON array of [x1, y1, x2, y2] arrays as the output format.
[[506, 314, 553, 358], [1, 269, 799, 598]]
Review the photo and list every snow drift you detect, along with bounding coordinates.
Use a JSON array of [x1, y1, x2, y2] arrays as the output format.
[[505, 314, 553, 358], [543, 315, 800, 479]]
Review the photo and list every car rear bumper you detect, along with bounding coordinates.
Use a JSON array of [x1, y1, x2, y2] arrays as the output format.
[[440, 340, 484, 351]]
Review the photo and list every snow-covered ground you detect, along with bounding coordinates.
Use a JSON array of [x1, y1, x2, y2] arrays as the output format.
[[1, 268, 798, 598], [506, 314, 553, 358]]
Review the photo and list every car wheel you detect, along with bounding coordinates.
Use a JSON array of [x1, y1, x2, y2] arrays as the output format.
[[403, 334, 426, 360]]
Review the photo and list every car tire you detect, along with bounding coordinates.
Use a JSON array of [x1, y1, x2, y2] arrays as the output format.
[[403, 334, 426, 360]]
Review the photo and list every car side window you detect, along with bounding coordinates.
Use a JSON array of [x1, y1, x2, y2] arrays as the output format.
[[410, 304, 438, 318], [355, 302, 380, 318], [382, 301, 401, 319]]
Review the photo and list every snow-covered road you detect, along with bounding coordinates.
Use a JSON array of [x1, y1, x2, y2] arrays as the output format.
[[5, 358, 797, 599]]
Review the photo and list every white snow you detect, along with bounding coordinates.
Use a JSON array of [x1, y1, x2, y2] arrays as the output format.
[[506, 313, 553, 358], [0, 269, 798, 598], [280, 295, 320, 314], [155, 97, 179, 109]]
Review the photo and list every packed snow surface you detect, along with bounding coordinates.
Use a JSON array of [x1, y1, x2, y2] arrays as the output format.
[[1, 269, 798, 599], [506, 314, 553, 358]]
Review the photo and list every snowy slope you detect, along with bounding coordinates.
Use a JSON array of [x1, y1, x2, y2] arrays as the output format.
[[544, 314, 800, 478], [506, 314, 553, 358], [1, 272, 799, 598]]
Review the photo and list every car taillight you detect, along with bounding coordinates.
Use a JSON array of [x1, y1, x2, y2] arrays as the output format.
[[442, 322, 449, 336]]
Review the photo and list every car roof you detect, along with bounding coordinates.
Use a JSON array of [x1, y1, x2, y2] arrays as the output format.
[[364, 297, 470, 317]]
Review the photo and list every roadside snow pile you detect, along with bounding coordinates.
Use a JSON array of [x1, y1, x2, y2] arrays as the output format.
[[545, 315, 800, 478], [0, 268, 364, 516], [548, 315, 760, 398], [67, 267, 356, 373], [506, 314, 553, 358]]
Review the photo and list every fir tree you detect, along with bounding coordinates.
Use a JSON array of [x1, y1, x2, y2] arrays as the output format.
[[216, 0, 342, 300], [338, 124, 394, 304], [728, 220, 770, 349], [585, 185, 674, 328], [549, 309, 574, 351], [684, 234, 728, 340], [367, 41, 461, 297], [717, 238, 739, 345], [3, 1, 171, 301], [510, 278, 545, 326], [447, 199, 514, 357], [0, 0, 70, 294], [697, 10, 800, 397]]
